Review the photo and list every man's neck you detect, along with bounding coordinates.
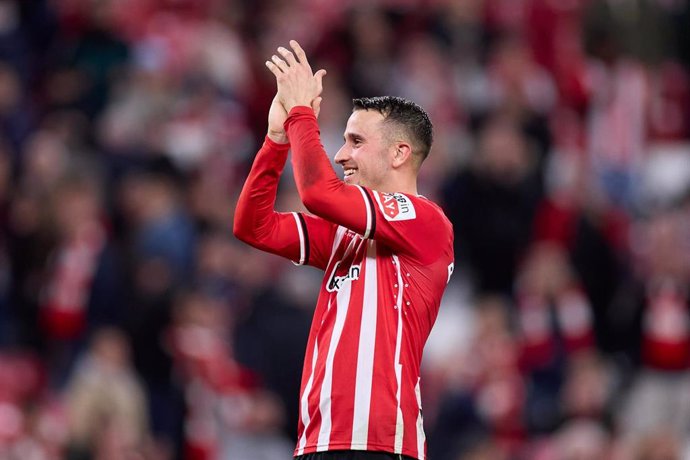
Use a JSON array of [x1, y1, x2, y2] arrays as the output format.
[[376, 178, 418, 196]]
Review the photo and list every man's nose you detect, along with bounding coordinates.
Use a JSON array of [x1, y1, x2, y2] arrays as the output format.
[[334, 145, 348, 164]]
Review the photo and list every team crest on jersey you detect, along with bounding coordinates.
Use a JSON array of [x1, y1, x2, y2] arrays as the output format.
[[376, 192, 416, 221]]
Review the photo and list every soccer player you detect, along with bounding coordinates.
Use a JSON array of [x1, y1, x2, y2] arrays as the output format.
[[233, 40, 454, 460]]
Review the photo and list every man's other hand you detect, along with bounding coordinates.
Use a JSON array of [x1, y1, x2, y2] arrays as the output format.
[[267, 95, 289, 144]]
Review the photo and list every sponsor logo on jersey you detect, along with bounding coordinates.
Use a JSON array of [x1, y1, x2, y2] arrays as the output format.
[[326, 262, 362, 292], [377, 193, 416, 221]]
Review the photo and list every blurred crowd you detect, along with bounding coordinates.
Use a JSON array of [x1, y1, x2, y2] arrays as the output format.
[[0, 0, 688, 459]]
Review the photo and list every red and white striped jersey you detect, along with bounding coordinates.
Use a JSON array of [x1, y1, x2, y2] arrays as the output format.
[[234, 108, 454, 460], [291, 187, 453, 459]]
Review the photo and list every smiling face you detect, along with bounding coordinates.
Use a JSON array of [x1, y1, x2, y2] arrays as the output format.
[[334, 109, 394, 189]]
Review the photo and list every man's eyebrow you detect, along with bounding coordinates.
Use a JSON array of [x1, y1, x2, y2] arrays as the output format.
[[344, 132, 364, 141]]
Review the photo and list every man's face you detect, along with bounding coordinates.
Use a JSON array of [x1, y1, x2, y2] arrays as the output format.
[[334, 109, 393, 189]]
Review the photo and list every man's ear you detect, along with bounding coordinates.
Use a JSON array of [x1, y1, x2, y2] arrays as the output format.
[[392, 142, 412, 168]]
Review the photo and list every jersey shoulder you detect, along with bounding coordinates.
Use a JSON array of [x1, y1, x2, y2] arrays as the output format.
[[372, 191, 447, 221], [410, 194, 454, 235], [372, 191, 454, 249]]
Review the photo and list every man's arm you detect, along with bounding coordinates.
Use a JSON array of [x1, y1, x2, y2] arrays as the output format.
[[233, 93, 305, 262], [233, 136, 306, 263], [284, 107, 375, 237], [233, 90, 336, 268], [264, 41, 374, 237]]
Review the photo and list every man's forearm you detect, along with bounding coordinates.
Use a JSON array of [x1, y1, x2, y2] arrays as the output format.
[[284, 106, 345, 213], [233, 137, 290, 247]]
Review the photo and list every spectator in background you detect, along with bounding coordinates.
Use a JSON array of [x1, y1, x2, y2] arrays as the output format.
[[616, 209, 690, 447], [531, 131, 629, 354], [167, 288, 292, 460], [119, 168, 196, 288], [470, 299, 525, 456], [0, 350, 58, 458], [64, 327, 150, 460], [428, 296, 524, 460], [0, 63, 33, 161], [392, 35, 464, 201], [583, 0, 676, 66], [231, 255, 315, 443], [57, 0, 130, 118], [443, 114, 541, 295], [514, 242, 595, 435], [584, 25, 649, 213], [40, 175, 124, 385], [116, 167, 192, 458], [345, 8, 396, 98]]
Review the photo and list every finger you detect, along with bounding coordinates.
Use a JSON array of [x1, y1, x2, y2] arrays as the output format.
[[289, 40, 312, 71], [277, 46, 298, 67], [271, 54, 289, 73], [265, 60, 282, 78], [312, 96, 323, 119], [314, 69, 327, 95]]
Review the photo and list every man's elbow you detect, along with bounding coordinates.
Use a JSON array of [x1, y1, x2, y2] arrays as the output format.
[[232, 215, 252, 244], [301, 187, 329, 216]]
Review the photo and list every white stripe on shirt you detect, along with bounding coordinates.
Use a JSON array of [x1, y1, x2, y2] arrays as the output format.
[[297, 335, 321, 455], [392, 254, 405, 453], [328, 226, 347, 267], [351, 240, 378, 448], [292, 212, 306, 265], [317, 279, 352, 450], [415, 377, 426, 460]]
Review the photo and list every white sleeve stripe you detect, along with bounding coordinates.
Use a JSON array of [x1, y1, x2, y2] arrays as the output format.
[[355, 185, 372, 239], [292, 212, 306, 265], [373, 190, 383, 213]]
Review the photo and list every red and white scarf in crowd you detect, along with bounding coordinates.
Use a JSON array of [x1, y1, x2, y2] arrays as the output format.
[[40, 221, 105, 340], [642, 278, 690, 371], [518, 286, 594, 371]]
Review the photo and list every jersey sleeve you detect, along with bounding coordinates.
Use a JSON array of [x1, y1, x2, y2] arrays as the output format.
[[233, 137, 330, 269], [367, 190, 453, 263], [233, 137, 298, 261], [293, 212, 339, 270], [283, 107, 387, 239]]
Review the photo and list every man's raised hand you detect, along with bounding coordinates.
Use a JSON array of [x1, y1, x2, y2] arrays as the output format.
[[265, 40, 327, 113]]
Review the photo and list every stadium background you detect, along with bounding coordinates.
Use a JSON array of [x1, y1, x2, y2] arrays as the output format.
[[0, 0, 688, 458]]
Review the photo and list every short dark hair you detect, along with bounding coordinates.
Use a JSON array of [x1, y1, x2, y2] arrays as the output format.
[[352, 96, 433, 163]]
